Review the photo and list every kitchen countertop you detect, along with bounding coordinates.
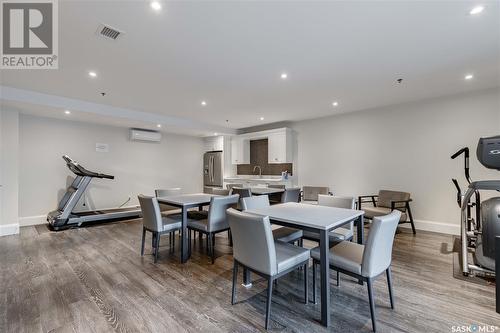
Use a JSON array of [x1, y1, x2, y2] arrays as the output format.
[[224, 176, 291, 182]]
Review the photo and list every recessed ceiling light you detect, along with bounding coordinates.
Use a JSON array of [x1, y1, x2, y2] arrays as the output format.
[[214, 132, 218, 136], [150, 1, 162, 11], [201, 101, 207, 106], [64, 110, 71, 115], [280, 73, 288, 79], [470, 5, 484, 15], [260, 117, 265, 121], [332, 101, 339, 107], [88, 71, 97, 78], [157, 124, 162, 128], [465, 74, 474, 80]]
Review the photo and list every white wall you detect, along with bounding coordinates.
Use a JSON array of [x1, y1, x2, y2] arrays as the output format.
[[18, 114, 204, 225], [0, 109, 20, 235], [292, 88, 500, 234]]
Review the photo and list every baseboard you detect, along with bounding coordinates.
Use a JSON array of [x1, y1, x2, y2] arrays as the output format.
[[19, 215, 47, 227], [398, 219, 460, 235], [0, 223, 20, 236]]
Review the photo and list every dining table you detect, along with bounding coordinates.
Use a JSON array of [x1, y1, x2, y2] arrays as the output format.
[[156, 193, 217, 263], [245, 202, 365, 327]]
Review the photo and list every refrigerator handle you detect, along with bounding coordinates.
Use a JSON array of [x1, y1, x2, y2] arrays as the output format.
[[211, 155, 215, 182], [210, 155, 214, 182]]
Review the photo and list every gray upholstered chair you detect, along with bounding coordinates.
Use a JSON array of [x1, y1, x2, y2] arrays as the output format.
[[311, 210, 401, 332], [280, 187, 301, 203], [230, 187, 252, 210], [212, 188, 230, 196], [226, 183, 243, 191], [241, 196, 303, 244], [138, 195, 182, 263], [301, 186, 330, 203], [302, 195, 355, 244], [227, 208, 310, 329], [268, 184, 285, 204], [187, 194, 239, 263], [358, 190, 415, 234], [230, 187, 251, 198], [155, 188, 182, 217]]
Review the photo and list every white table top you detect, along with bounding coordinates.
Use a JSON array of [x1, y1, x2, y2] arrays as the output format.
[[250, 187, 285, 195], [245, 202, 364, 231], [157, 193, 217, 206]]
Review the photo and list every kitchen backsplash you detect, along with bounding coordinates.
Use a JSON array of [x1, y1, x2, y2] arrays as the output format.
[[237, 139, 293, 176]]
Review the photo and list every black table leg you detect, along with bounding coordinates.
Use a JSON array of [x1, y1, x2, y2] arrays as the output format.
[[180, 206, 189, 263], [357, 215, 364, 244], [319, 229, 330, 327]]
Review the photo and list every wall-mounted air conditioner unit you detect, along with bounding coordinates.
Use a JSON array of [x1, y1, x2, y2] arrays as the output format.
[[130, 129, 162, 142]]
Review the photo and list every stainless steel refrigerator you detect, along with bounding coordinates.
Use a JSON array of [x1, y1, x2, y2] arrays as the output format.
[[203, 151, 223, 190]]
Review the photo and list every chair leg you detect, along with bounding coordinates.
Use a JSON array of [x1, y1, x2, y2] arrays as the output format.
[[367, 278, 377, 332], [140, 227, 146, 256], [304, 263, 308, 304], [188, 229, 191, 256], [169, 232, 173, 252], [337, 270, 340, 287], [154, 232, 160, 263], [407, 203, 416, 234], [265, 278, 273, 330], [312, 261, 316, 304], [228, 230, 233, 247], [211, 233, 216, 264], [231, 261, 238, 305], [206, 233, 210, 253], [299, 238, 303, 247], [386, 268, 395, 309]]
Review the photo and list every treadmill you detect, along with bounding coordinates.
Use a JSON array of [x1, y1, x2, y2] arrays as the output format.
[[47, 155, 141, 230]]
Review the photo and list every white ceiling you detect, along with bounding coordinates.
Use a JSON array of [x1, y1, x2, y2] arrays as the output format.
[[1, 0, 499, 134]]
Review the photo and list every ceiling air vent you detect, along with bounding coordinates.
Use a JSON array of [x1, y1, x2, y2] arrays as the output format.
[[96, 24, 123, 41]]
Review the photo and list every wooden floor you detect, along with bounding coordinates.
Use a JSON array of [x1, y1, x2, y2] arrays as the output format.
[[0, 220, 498, 333]]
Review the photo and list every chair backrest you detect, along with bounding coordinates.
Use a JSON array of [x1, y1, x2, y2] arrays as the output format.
[[318, 195, 356, 232], [281, 187, 301, 203], [155, 188, 182, 197], [207, 194, 240, 231], [227, 208, 277, 276], [377, 190, 410, 209], [302, 186, 330, 201], [212, 188, 230, 196], [268, 184, 285, 189], [361, 210, 401, 278], [226, 183, 243, 190], [241, 195, 270, 210], [138, 194, 162, 232], [318, 195, 355, 209], [231, 187, 252, 198]]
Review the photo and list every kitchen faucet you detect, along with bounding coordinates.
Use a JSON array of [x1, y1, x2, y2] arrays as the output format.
[[253, 165, 262, 178]]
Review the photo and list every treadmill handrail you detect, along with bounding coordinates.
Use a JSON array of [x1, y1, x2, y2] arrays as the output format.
[[62, 155, 114, 179]]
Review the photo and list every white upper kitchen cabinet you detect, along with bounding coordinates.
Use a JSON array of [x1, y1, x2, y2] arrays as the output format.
[[231, 137, 250, 164], [268, 129, 292, 163], [203, 136, 223, 152]]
